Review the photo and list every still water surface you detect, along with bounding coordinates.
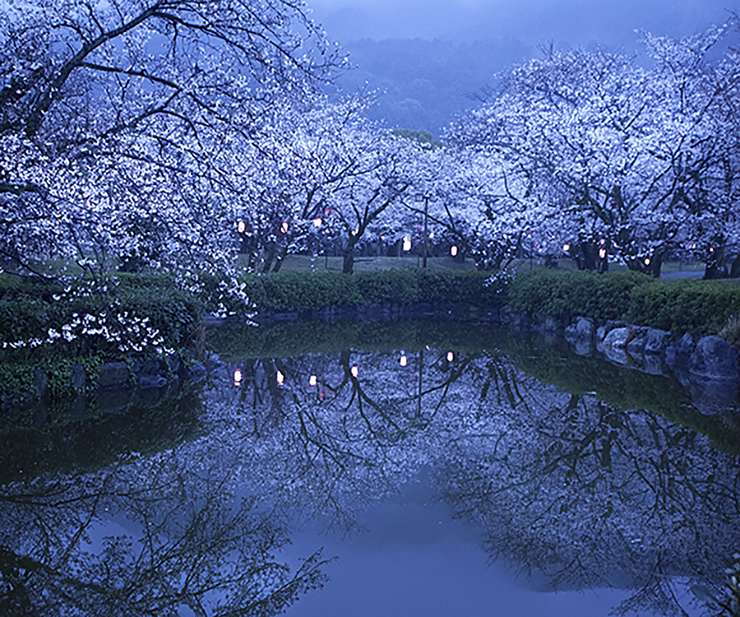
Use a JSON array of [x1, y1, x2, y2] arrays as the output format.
[[1, 321, 738, 616]]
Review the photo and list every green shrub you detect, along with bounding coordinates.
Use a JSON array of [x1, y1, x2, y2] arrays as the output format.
[[629, 279, 740, 336], [719, 315, 740, 347], [506, 269, 740, 338], [356, 270, 418, 304], [0, 274, 202, 360], [507, 270, 650, 321], [238, 269, 500, 312]]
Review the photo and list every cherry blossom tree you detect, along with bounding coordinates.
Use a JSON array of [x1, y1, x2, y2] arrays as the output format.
[[241, 97, 419, 274], [448, 21, 740, 277], [0, 0, 344, 280], [641, 22, 740, 278]]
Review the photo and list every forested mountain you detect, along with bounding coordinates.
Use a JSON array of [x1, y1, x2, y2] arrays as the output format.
[[331, 38, 533, 136]]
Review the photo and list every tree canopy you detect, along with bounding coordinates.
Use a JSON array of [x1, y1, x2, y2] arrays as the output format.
[[1, 7, 738, 292]]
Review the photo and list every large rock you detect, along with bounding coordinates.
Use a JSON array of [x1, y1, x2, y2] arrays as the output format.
[[97, 362, 132, 390], [137, 357, 168, 389], [595, 326, 608, 354], [604, 327, 630, 349], [665, 333, 695, 369], [565, 317, 594, 340], [626, 330, 646, 356], [138, 374, 168, 389], [596, 321, 628, 352], [604, 345, 629, 365], [644, 328, 669, 355], [141, 357, 168, 377], [565, 317, 595, 356], [185, 362, 207, 383], [624, 328, 668, 375], [600, 326, 635, 365], [689, 336, 740, 380], [641, 354, 664, 376]]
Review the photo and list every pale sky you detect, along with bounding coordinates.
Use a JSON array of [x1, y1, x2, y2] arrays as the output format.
[[307, 0, 739, 46]]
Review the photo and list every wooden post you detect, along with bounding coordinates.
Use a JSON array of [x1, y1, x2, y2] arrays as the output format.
[[423, 196, 429, 268]]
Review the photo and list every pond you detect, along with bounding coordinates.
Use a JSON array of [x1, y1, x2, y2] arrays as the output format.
[[2, 320, 739, 616]]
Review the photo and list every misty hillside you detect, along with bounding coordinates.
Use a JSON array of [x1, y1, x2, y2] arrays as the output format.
[[332, 38, 533, 136]]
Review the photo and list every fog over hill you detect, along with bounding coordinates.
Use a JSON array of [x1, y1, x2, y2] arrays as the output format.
[[308, 0, 740, 135], [330, 38, 533, 136]]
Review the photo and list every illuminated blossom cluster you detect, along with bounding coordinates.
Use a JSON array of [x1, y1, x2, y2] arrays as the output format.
[[3, 311, 173, 355]]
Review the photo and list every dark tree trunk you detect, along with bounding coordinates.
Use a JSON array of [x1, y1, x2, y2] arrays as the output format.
[[343, 237, 359, 274], [649, 249, 663, 278], [729, 255, 740, 279], [704, 243, 726, 279], [342, 252, 354, 274], [575, 241, 599, 271], [260, 245, 275, 274]]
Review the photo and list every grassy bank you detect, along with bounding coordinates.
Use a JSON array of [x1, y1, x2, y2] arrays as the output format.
[[3, 268, 738, 357], [508, 269, 740, 339], [0, 273, 204, 419]]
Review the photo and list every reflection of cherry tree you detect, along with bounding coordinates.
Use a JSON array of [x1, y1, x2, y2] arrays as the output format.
[[433, 371, 740, 616], [203, 344, 740, 615], [0, 449, 331, 616], [204, 347, 473, 528], [2, 345, 739, 615]]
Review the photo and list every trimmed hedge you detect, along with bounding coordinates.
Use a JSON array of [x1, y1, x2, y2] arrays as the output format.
[[627, 278, 740, 336], [507, 269, 740, 338], [3, 268, 738, 358], [507, 270, 647, 323], [239, 269, 504, 313]]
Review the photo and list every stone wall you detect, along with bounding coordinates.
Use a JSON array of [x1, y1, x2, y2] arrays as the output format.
[[560, 316, 739, 414]]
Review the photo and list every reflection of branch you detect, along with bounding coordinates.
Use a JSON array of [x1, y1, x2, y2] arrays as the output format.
[[337, 350, 404, 442], [0, 456, 332, 616], [611, 555, 692, 617]]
